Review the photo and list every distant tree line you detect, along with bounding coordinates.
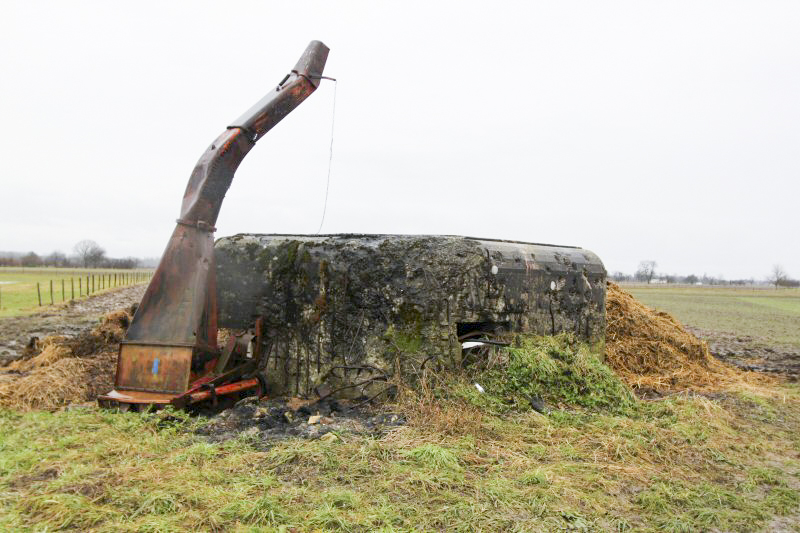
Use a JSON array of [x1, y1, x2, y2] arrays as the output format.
[[0, 240, 141, 269], [609, 261, 798, 288]]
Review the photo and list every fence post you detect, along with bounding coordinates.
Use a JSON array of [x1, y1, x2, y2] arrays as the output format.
[[49, 280, 53, 305], [92, 275, 94, 293], [37, 282, 41, 306], [71, 278, 74, 300], [61, 279, 65, 301], [79, 277, 82, 296]]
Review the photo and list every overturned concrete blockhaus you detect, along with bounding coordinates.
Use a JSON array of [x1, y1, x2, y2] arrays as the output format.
[[215, 234, 606, 397]]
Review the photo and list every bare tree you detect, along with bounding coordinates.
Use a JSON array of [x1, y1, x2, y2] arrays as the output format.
[[767, 264, 789, 289], [73, 240, 106, 268], [45, 251, 68, 267], [635, 260, 657, 284]]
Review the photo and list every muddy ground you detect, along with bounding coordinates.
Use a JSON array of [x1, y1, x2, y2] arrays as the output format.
[[0, 286, 404, 440], [3, 285, 800, 444], [195, 395, 405, 446], [687, 326, 800, 378], [0, 285, 146, 365]]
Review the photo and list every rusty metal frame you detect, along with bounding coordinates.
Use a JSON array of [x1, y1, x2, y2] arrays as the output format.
[[99, 41, 329, 410]]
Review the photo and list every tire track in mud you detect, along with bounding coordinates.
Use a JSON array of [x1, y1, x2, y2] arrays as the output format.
[[0, 285, 145, 364]]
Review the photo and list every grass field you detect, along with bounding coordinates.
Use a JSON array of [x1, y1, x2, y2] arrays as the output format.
[[2, 286, 799, 531], [626, 285, 800, 351], [2, 337, 800, 532], [0, 267, 152, 318]]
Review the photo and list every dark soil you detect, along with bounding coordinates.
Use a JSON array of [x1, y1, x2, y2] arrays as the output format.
[[196, 395, 405, 445], [688, 326, 800, 379], [8, 467, 60, 489], [0, 285, 145, 364]]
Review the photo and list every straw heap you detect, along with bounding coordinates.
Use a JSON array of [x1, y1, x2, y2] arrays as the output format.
[[604, 282, 759, 391], [0, 310, 129, 410]]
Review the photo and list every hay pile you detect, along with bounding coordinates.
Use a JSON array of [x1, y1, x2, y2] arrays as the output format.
[[6, 337, 72, 373], [0, 310, 129, 410], [605, 282, 760, 391]]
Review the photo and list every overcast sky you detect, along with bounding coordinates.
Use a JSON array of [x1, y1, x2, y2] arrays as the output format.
[[2, 1, 798, 279]]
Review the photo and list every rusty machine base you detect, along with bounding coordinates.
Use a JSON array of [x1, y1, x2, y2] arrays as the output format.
[[98, 41, 330, 410]]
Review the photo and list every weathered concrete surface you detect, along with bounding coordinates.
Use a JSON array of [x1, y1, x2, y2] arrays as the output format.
[[215, 234, 606, 397]]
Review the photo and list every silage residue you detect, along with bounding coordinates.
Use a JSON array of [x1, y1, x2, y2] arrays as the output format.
[[0, 310, 128, 410], [605, 282, 768, 392]]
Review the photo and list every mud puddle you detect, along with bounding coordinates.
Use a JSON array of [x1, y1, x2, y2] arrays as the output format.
[[688, 326, 800, 378]]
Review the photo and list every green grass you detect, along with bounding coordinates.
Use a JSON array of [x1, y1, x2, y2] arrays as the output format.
[[2, 336, 800, 531], [626, 285, 800, 351], [475, 335, 635, 413], [2, 389, 800, 531], [0, 267, 152, 317]]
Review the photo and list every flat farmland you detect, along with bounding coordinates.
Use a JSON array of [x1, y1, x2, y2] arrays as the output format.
[[0, 268, 152, 318], [625, 284, 800, 373]]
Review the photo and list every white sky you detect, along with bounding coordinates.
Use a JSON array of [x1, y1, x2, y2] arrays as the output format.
[[1, 1, 798, 279]]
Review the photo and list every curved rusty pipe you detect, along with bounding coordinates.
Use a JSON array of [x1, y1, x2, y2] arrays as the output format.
[[125, 41, 329, 356]]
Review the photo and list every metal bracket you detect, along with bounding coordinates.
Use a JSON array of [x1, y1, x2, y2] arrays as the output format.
[[175, 218, 217, 232]]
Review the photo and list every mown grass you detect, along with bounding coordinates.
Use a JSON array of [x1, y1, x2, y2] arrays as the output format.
[[2, 336, 800, 532], [627, 285, 800, 351], [0, 267, 152, 317]]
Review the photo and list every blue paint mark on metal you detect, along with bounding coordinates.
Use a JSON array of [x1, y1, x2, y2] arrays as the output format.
[[152, 358, 160, 375]]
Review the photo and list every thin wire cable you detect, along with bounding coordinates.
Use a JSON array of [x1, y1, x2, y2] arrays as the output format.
[[315, 79, 337, 234]]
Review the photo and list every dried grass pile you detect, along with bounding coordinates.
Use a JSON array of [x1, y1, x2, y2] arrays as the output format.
[[0, 310, 130, 410], [605, 282, 766, 392], [7, 337, 72, 373]]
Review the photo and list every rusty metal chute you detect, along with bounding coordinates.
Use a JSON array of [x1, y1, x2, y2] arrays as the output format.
[[99, 41, 330, 409]]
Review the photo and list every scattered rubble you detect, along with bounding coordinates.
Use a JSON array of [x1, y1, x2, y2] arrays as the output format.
[[196, 395, 406, 444]]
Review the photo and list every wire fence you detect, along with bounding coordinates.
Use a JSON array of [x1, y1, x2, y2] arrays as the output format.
[[0, 269, 153, 313]]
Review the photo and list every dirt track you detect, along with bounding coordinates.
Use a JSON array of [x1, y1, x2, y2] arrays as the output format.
[[0, 285, 145, 364]]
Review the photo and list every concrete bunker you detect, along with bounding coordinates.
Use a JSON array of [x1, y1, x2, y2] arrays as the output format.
[[215, 234, 606, 398]]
